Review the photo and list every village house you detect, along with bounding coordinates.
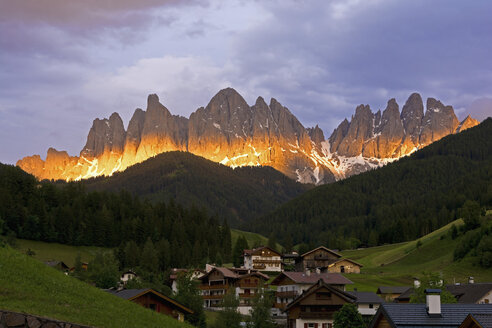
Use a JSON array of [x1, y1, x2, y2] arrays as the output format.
[[243, 246, 283, 272], [106, 288, 193, 322], [169, 268, 205, 293], [369, 289, 492, 328], [377, 286, 411, 302], [284, 279, 357, 328], [347, 290, 385, 316], [199, 267, 269, 315], [295, 246, 343, 272], [120, 270, 137, 285], [269, 271, 353, 316], [395, 279, 492, 304], [325, 258, 363, 274]]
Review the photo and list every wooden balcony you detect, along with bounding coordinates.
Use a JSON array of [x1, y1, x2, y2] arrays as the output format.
[[299, 311, 335, 319], [239, 281, 259, 288], [239, 293, 256, 298], [200, 284, 228, 290], [276, 291, 297, 298], [274, 302, 288, 309], [202, 294, 224, 300]]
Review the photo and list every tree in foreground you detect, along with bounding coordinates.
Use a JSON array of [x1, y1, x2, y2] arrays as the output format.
[[410, 272, 457, 303], [88, 251, 119, 288], [232, 236, 249, 267], [212, 288, 242, 328], [247, 285, 276, 328], [175, 272, 206, 328], [333, 303, 365, 328]]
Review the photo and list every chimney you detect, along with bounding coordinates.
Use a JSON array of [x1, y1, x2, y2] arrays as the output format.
[[468, 277, 474, 284], [425, 289, 441, 316], [305, 269, 311, 276], [315, 268, 321, 274], [414, 277, 421, 288]]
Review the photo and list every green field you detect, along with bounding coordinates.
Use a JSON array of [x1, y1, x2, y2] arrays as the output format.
[[15, 239, 107, 267], [340, 219, 492, 292], [231, 229, 282, 250], [0, 245, 190, 328]]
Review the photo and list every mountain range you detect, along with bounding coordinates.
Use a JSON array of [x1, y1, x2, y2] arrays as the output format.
[[17, 88, 479, 184]]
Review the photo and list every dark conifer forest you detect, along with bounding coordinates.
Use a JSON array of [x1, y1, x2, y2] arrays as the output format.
[[80, 151, 310, 224], [0, 163, 231, 269], [248, 119, 492, 249]]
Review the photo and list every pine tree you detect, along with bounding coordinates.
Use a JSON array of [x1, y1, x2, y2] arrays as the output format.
[[124, 240, 140, 269], [232, 236, 249, 267], [175, 272, 206, 328], [140, 237, 159, 273], [267, 232, 277, 251], [213, 288, 241, 328], [248, 285, 275, 328], [333, 303, 365, 328]]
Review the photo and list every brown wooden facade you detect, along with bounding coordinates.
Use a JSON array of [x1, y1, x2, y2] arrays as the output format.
[[284, 279, 356, 328], [296, 247, 342, 272], [199, 267, 268, 309]]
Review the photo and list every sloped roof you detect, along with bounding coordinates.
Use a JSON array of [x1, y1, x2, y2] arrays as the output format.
[[200, 266, 268, 281], [284, 279, 356, 312], [243, 246, 282, 257], [370, 303, 492, 328], [328, 258, 364, 268], [377, 286, 411, 295], [300, 246, 342, 259], [447, 283, 492, 304], [468, 313, 492, 328], [347, 291, 384, 304], [105, 288, 193, 314], [270, 271, 353, 286]]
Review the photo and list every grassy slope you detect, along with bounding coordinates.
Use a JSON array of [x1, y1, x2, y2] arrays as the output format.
[[16, 239, 106, 267], [340, 219, 492, 291], [231, 229, 282, 250], [0, 246, 191, 328]]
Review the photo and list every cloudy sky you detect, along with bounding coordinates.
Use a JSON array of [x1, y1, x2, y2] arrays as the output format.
[[1, 0, 491, 164]]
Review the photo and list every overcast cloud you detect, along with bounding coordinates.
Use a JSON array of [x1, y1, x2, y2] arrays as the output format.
[[0, 0, 491, 164]]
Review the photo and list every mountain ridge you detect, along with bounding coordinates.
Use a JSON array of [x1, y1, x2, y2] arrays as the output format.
[[17, 88, 480, 184]]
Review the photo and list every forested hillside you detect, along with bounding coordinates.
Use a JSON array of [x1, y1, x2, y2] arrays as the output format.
[[248, 118, 492, 249], [81, 151, 310, 224], [0, 163, 231, 269]]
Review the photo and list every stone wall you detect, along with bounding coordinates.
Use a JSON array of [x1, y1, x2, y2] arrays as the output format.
[[0, 310, 93, 328]]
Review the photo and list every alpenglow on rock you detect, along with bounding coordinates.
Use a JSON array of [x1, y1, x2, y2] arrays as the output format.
[[17, 88, 480, 184]]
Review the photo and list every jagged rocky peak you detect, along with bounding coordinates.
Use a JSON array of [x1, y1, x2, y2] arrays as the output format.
[[307, 125, 325, 145], [81, 112, 126, 158], [419, 97, 459, 145], [126, 108, 146, 145], [400, 92, 424, 148], [457, 115, 480, 133], [328, 118, 350, 153], [335, 104, 374, 157]]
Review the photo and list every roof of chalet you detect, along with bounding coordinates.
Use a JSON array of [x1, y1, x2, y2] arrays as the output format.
[[461, 313, 492, 328], [396, 283, 492, 304], [347, 291, 384, 304], [395, 287, 415, 302], [377, 286, 411, 295], [243, 246, 281, 257], [270, 271, 353, 286], [328, 258, 364, 268], [105, 288, 193, 314], [447, 283, 492, 304], [284, 279, 356, 312], [370, 303, 492, 328], [300, 246, 342, 259], [200, 266, 268, 281]]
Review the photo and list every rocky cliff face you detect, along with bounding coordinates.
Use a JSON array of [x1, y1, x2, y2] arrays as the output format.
[[17, 89, 480, 184]]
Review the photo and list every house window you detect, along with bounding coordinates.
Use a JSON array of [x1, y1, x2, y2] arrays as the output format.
[[149, 304, 156, 311], [322, 324, 332, 328], [369, 304, 374, 308]]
